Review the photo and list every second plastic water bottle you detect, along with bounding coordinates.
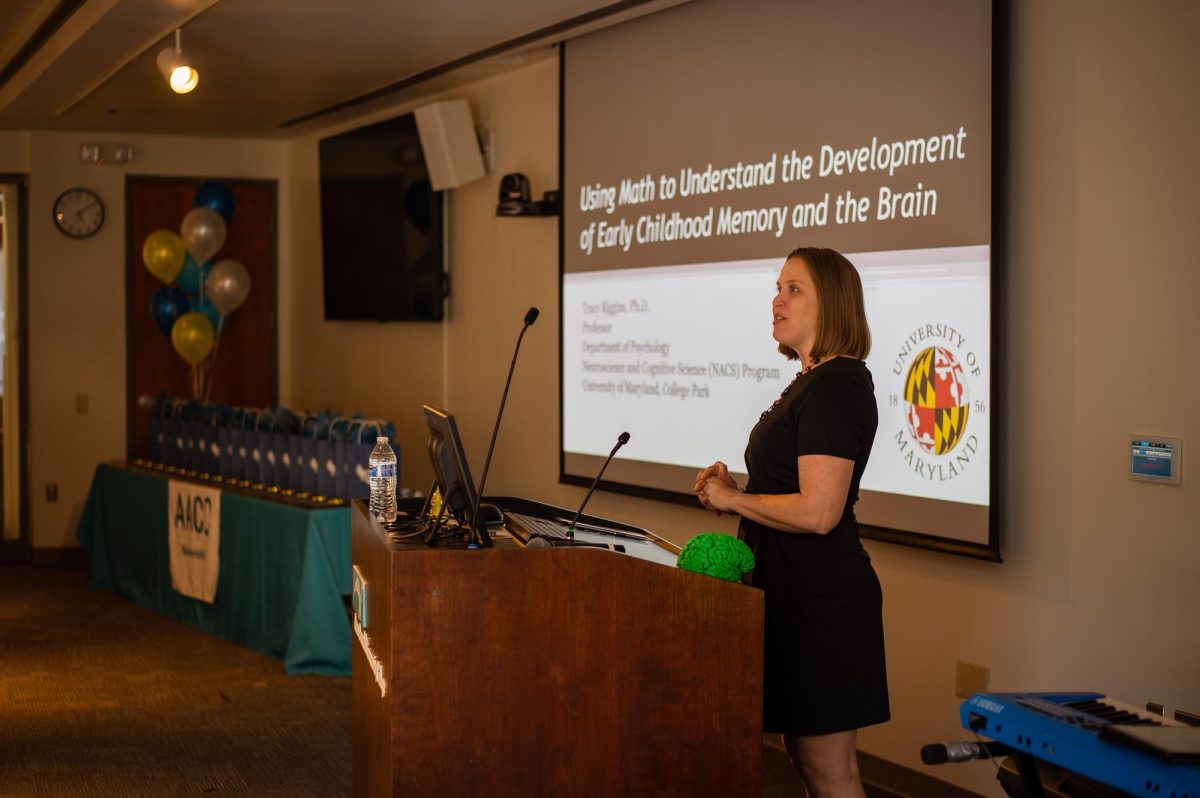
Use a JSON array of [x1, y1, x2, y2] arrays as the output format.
[[368, 437, 398, 523]]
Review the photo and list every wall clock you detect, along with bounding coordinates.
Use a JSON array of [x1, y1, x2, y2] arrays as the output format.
[[52, 187, 105, 239]]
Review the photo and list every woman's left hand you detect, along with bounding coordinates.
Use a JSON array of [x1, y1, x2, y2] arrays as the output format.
[[702, 477, 740, 515]]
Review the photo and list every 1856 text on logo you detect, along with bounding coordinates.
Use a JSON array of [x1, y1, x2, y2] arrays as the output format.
[[889, 323, 984, 482]]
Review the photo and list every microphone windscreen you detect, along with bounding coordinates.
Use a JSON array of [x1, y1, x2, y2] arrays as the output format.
[[524, 307, 540, 326], [617, 431, 630, 445], [919, 744, 949, 765], [526, 537, 552, 548]]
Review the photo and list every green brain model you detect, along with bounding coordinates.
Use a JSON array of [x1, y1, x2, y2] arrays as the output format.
[[676, 533, 755, 582]]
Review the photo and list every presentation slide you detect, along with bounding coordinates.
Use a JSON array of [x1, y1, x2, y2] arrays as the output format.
[[562, 0, 995, 551]]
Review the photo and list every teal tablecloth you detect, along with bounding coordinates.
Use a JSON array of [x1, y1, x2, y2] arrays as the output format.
[[76, 464, 351, 675]]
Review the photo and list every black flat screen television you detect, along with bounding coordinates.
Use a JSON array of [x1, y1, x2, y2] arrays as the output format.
[[319, 113, 444, 321]]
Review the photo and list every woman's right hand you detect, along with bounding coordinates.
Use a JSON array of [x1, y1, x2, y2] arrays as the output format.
[[694, 461, 738, 514]]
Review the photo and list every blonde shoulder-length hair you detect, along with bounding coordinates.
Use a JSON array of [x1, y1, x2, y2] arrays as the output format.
[[778, 246, 871, 363]]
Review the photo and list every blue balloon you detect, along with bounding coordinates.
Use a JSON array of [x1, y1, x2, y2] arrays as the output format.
[[193, 295, 222, 331], [193, 180, 235, 224], [177, 254, 210, 296], [149, 285, 191, 338]]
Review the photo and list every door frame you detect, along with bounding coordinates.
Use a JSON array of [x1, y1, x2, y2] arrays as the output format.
[[0, 173, 32, 551], [124, 175, 279, 459]]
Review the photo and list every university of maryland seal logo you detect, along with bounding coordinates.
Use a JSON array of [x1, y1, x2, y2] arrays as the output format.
[[903, 346, 969, 455], [890, 323, 983, 483]]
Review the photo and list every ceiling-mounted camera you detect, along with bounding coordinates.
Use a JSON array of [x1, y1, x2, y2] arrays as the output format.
[[497, 173, 530, 211], [496, 172, 560, 217]]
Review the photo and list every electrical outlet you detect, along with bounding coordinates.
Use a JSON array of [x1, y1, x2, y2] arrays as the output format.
[[76, 394, 89, 415], [46, 482, 58, 502], [955, 660, 990, 698]]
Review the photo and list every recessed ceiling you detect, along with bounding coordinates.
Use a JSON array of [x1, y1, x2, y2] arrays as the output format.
[[0, 0, 685, 138]]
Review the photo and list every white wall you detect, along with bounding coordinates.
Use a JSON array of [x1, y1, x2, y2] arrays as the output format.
[[282, 54, 737, 533], [281, 58, 566, 495], [278, 4, 1200, 796], [14, 130, 288, 548], [0, 131, 31, 172], [282, 128, 446, 491], [6, 1, 1197, 793], [860, 3, 1200, 793]]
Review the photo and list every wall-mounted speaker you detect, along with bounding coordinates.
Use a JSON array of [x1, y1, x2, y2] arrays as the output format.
[[413, 100, 486, 191]]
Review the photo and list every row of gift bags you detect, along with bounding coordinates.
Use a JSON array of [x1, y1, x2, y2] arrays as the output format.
[[147, 401, 397, 500]]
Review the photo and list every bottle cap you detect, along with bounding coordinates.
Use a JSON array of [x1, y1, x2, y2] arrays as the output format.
[[376, 436, 389, 443]]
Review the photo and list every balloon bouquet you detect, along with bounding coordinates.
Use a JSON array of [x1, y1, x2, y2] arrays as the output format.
[[142, 181, 251, 400]]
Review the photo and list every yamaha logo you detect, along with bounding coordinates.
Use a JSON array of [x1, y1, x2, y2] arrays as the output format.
[[889, 325, 983, 482]]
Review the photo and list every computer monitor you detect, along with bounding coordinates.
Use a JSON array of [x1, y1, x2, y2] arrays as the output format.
[[422, 404, 489, 547]]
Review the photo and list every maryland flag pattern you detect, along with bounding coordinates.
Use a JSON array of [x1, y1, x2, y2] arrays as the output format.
[[903, 346, 969, 455]]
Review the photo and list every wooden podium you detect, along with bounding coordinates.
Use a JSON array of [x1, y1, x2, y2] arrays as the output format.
[[351, 499, 764, 796]]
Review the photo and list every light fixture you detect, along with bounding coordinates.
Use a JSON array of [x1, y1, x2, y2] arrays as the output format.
[[156, 28, 198, 94]]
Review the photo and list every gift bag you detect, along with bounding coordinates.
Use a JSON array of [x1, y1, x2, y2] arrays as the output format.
[[344, 420, 384, 500], [330, 417, 354, 500], [177, 402, 198, 472], [184, 433, 198, 471], [231, 410, 256, 481], [276, 430, 292, 489], [301, 432, 319, 494], [193, 422, 210, 472], [218, 424, 234, 478], [163, 410, 185, 468], [316, 433, 337, 498], [193, 422, 208, 474], [251, 411, 277, 486], [190, 405, 213, 473], [148, 414, 165, 464], [270, 429, 290, 488], [201, 415, 222, 475], [246, 429, 266, 485], [285, 431, 304, 491]]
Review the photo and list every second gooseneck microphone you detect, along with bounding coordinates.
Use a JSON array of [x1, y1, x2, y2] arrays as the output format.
[[468, 307, 539, 538], [566, 431, 630, 540]]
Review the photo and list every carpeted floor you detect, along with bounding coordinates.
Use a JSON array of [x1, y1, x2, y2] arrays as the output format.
[[0, 563, 351, 797], [0, 561, 896, 797]]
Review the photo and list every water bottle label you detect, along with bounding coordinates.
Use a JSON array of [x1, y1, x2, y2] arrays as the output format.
[[370, 463, 396, 478]]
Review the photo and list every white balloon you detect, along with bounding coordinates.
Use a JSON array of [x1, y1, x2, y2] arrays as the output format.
[[181, 207, 226, 264], [206, 259, 251, 316]]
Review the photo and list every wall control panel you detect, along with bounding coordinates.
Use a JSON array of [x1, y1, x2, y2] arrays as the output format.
[[1130, 435, 1182, 485]]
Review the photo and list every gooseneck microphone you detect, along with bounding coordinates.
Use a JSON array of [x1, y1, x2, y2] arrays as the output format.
[[469, 307, 539, 538], [566, 431, 630, 540], [525, 536, 625, 553]]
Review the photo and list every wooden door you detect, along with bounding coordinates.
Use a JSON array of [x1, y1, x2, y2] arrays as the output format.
[[126, 177, 276, 460]]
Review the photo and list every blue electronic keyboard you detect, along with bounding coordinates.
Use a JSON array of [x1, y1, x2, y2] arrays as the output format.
[[960, 692, 1200, 797]]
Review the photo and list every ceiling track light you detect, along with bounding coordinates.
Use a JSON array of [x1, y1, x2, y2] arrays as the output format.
[[156, 28, 198, 94]]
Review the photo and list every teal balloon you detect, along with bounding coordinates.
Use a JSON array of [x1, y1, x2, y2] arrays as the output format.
[[193, 181, 235, 224], [149, 285, 191, 338], [192, 295, 221, 331], [177, 255, 210, 296]]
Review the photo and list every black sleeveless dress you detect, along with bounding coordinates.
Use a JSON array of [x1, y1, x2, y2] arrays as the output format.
[[739, 357, 890, 736]]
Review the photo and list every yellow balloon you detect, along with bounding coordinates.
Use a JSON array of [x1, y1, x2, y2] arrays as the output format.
[[142, 229, 186, 284], [171, 312, 215, 366]]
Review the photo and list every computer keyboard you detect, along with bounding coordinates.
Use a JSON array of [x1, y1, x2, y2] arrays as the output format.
[[504, 512, 571, 542], [504, 511, 650, 543]]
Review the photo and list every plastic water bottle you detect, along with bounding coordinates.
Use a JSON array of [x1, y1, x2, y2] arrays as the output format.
[[368, 437, 398, 523]]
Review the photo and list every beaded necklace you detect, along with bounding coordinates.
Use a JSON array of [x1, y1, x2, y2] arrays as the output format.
[[758, 356, 829, 421]]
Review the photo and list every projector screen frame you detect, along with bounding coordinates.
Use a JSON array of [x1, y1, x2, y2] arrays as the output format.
[[557, 0, 1006, 562]]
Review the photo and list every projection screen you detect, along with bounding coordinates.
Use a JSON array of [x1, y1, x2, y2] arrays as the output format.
[[561, 0, 999, 559]]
